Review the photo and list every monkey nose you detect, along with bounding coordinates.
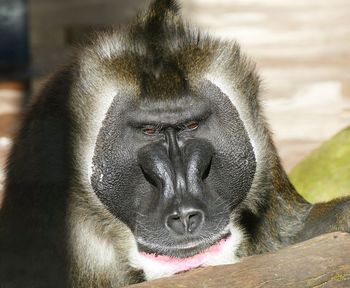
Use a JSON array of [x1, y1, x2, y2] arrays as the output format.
[[165, 208, 204, 235]]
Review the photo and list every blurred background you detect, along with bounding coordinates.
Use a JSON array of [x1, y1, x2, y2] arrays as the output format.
[[1, 0, 350, 200]]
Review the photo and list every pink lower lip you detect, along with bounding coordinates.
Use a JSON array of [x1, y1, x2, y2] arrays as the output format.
[[139, 235, 231, 272]]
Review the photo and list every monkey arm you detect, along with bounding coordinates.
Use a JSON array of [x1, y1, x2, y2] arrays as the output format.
[[295, 196, 350, 242]]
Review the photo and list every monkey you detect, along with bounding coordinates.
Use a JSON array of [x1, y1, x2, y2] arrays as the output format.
[[0, 0, 349, 287]]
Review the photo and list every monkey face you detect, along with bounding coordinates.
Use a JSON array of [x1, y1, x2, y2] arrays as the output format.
[[6, 1, 344, 286], [91, 79, 256, 259]]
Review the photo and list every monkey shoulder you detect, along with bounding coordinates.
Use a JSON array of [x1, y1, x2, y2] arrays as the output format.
[[297, 196, 350, 242]]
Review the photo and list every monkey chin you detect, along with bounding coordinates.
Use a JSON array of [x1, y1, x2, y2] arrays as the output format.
[[129, 226, 243, 281]]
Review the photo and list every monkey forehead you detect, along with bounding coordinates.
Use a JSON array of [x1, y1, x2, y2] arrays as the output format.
[[79, 37, 214, 91], [118, 78, 240, 117], [127, 96, 211, 126]]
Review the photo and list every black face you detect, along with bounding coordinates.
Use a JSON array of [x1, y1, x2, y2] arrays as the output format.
[[91, 80, 256, 257]]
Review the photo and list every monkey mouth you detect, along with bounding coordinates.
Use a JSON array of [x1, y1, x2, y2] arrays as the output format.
[[137, 229, 231, 256], [135, 233, 234, 275]]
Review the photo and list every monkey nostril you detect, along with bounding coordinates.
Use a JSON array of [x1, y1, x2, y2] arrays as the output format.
[[165, 210, 204, 234], [166, 214, 185, 234], [187, 212, 202, 232]]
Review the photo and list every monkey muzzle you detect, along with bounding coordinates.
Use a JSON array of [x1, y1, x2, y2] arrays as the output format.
[[137, 132, 214, 236]]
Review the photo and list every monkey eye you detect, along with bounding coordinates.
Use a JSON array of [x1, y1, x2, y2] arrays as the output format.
[[141, 126, 158, 136], [183, 121, 199, 131]]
